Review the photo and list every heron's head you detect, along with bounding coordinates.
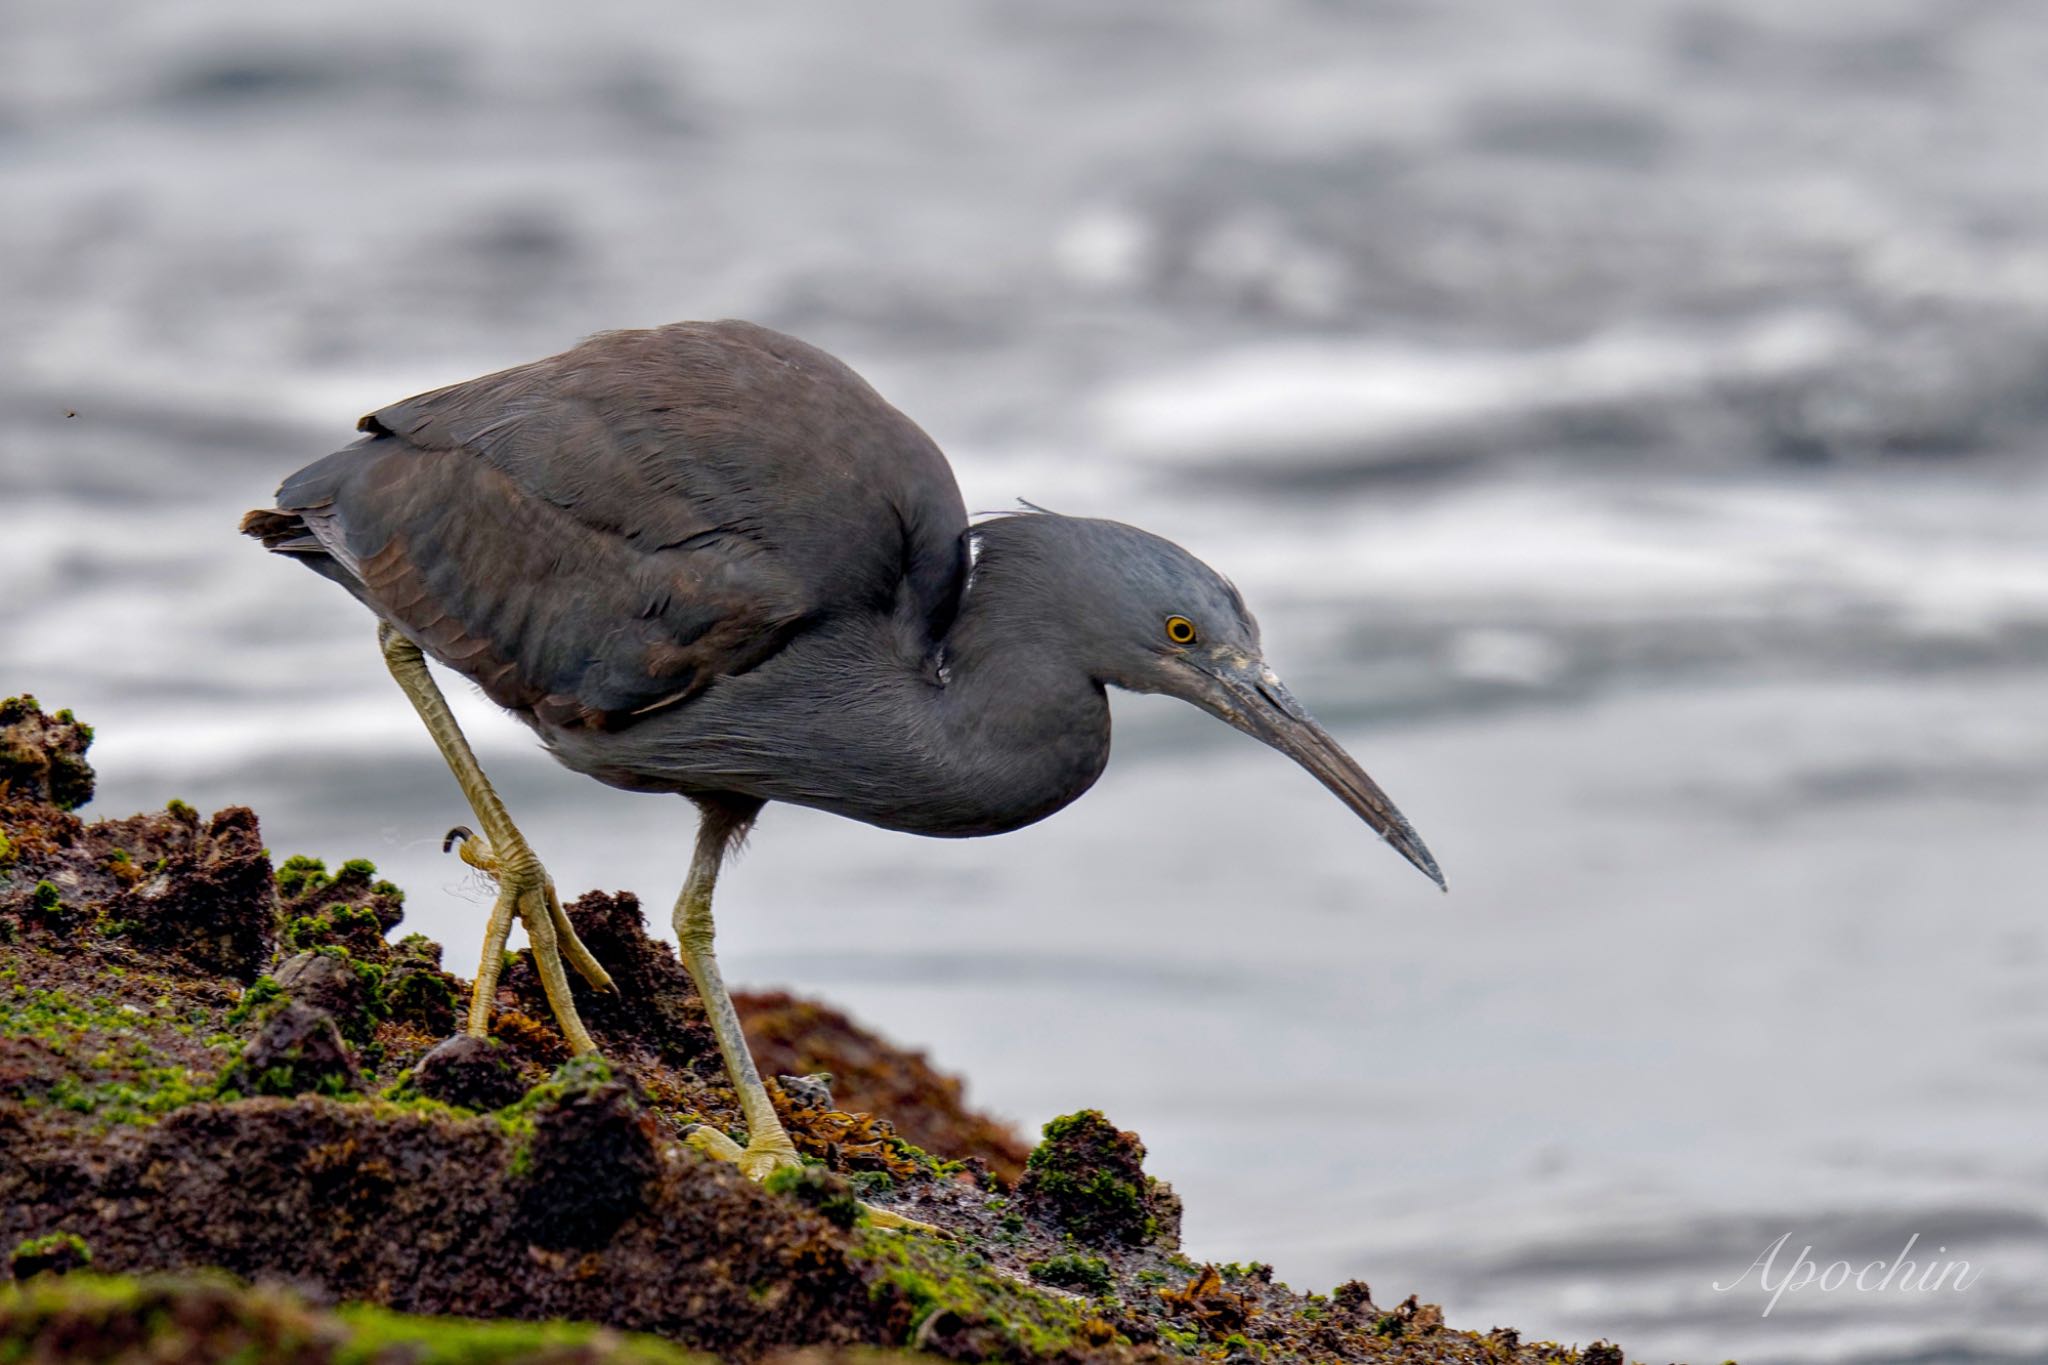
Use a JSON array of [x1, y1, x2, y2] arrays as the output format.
[[972, 512, 1443, 889]]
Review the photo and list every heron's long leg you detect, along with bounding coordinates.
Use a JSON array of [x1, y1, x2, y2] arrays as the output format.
[[377, 623, 614, 1053], [673, 805, 941, 1233], [672, 806, 803, 1179]]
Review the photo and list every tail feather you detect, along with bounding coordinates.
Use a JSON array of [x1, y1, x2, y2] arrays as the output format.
[[239, 507, 308, 550]]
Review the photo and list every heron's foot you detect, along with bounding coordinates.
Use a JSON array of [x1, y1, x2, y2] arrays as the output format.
[[683, 1123, 804, 1180], [445, 826, 616, 1054], [861, 1205, 946, 1234], [682, 1125, 943, 1233]]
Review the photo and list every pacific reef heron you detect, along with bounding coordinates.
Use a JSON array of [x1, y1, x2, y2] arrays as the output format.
[[242, 319, 1444, 1181]]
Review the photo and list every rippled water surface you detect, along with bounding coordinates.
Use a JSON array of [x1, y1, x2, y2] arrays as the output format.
[[4, 4, 2047, 1361]]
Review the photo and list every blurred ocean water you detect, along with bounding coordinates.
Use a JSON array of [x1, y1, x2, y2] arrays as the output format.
[[3, 3, 2047, 1360]]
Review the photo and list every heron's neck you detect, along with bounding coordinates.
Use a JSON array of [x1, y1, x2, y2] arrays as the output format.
[[921, 558, 1112, 834]]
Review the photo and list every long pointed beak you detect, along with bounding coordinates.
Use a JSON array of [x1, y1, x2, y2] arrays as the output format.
[[1185, 656, 1445, 890]]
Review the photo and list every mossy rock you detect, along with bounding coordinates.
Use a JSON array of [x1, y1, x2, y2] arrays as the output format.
[[9, 1232, 91, 1281], [0, 1273, 711, 1362], [1017, 1109, 1174, 1249], [1026, 1252, 1114, 1296], [382, 963, 462, 1034], [762, 1163, 861, 1230], [504, 1055, 661, 1250], [276, 854, 407, 939], [216, 1002, 361, 1099], [273, 952, 377, 1042], [852, 1227, 1120, 1358], [0, 696, 95, 813], [404, 1035, 526, 1111]]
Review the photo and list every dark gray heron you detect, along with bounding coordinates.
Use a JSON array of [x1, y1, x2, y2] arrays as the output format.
[[242, 320, 1443, 1185]]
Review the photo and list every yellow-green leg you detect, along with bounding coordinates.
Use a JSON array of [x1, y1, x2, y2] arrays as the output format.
[[673, 805, 938, 1233], [673, 808, 804, 1178], [377, 623, 614, 1053]]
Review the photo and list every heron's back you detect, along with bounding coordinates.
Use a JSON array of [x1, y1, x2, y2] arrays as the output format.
[[242, 320, 968, 732]]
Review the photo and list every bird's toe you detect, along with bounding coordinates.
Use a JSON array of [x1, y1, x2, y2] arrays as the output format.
[[677, 1126, 943, 1234], [736, 1144, 806, 1182], [682, 1123, 749, 1164], [444, 825, 503, 878], [860, 1204, 947, 1236], [681, 1125, 806, 1182]]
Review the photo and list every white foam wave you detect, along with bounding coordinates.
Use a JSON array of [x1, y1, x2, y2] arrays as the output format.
[[1097, 312, 1854, 467]]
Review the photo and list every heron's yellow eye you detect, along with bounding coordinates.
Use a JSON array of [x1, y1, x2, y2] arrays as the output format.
[[1165, 615, 1198, 645]]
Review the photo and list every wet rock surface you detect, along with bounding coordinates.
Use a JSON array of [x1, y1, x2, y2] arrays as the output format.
[[273, 951, 371, 1034], [218, 1000, 362, 1098], [0, 695, 1629, 1363], [412, 1034, 528, 1110], [513, 1057, 665, 1250]]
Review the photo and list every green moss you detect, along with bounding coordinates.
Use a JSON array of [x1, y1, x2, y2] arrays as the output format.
[[888, 1136, 968, 1182], [165, 798, 197, 821], [846, 1169, 899, 1200], [364, 1084, 476, 1124], [32, 881, 61, 913], [285, 903, 383, 952], [222, 1056, 357, 1103], [225, 976, 284, 1028], [492, 1054, 617, 1177], [351, 956, 388, 995], [762, 1163, 861, 1229], [0, 830, 14, 869], [330, 1301, 705, 1362], [382, 967, 459, 1027], [9, 1232, 92, 1275], [1020, 1110, 1155, 1246], [850, 1227, 1113, 1355], [33, 1062, 217, 1126], [0, 978, 234, 1129], [395, 933, 441, 965], [2, 984, 141, 1043], [274, 854, 331, 899], [0, 701, 96, 811], [497, 1054, 613, 1125], [1026, 1253, 1113, 1296], [0, 1273, 709, 1362], [339, 857, 378, 878]]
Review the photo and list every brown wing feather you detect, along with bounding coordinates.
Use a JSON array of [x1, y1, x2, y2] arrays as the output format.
[[247, 320, 967, 731]]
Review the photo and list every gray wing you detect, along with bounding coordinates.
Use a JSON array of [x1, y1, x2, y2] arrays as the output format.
[[243, 320, 968, 730]]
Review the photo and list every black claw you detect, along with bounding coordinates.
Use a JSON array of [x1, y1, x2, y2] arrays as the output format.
[[442, 825, 474, 854]]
